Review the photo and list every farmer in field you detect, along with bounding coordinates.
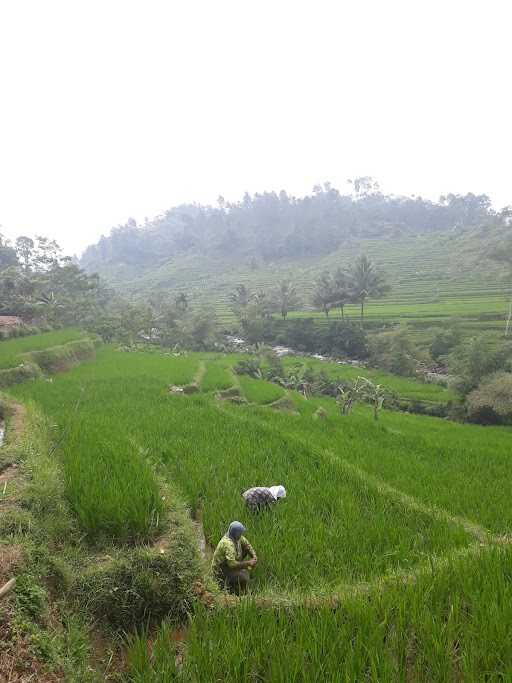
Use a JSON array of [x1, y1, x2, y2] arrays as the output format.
[[212, 521, 257, 594], [242, 485, 286, 512]]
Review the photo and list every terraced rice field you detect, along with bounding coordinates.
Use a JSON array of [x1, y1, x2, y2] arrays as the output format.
[[281, 356, 456, 403], [0, 327, 85, 369], [97, 231, 512, 340], [6, 341, 512, 680]]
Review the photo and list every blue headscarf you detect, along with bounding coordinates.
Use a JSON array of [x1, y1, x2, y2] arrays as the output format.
[[228, 520, 245, 540]]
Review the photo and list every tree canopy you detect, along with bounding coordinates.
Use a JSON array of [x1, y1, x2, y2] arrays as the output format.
[[81, 182, 497, 271]]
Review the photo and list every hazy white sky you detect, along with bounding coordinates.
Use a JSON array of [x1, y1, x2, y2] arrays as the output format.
[[0, 0, 510, 255]]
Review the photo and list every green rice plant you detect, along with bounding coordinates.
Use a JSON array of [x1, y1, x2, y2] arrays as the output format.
[[0, 328, 85, 369], [238, 375, 286, 404], [127, 545, 512, 681], [281, 357, 456, 404], [242, 393, 512, 535], [126, 622, 178, 682], [200, 362, 234, 392], [60, 417, 164, 542], [10, 348, 472, 589]]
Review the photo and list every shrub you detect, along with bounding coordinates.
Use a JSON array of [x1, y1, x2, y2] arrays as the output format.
[[467, 372, 512, 424], [369, 331, 423, 377], [73, 545, 200, 630], [0, 362, 42, 388], [429, 326, 461, 359], [234, 359, 262, 378], [448, 337, 512, 394]]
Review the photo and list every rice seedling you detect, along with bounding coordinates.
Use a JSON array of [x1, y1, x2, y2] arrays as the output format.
[[7, 344, 512, 679], [238, 375, 286, 404], [10, 348, 471, 588], [200, 361, 234, 392], [128, 545, 512, 681]]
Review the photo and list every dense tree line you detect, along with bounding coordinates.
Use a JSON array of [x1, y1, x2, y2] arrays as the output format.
[[81, 180, 497, 270], [0, 233, 111, 328]]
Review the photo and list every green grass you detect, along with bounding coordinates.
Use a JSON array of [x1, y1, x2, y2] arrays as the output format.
[[9, 352, 197, 542], [7, 348, 474, 592], [0, 328, 85, 369], [200, 361, 234, 392], [244, 394, 512, 535], [281, 356, 456, 404], [7, 347, 512, 679], [128, 546, 512, 681], [238, 375, 286, 404]]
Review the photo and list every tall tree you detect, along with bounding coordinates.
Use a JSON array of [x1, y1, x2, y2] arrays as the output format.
[[273, 280, 300, 320], [252, 290, 273, 320], [230, 284, 251, 322], [332, 268, 352, 319], [312, 273, 335, 318], [349, 255, 389, 322], [0, 233, 18, 270], [15, 236, 35, 272]]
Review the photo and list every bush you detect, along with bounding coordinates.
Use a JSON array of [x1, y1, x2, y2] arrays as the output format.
[[0, 362, 42, 388], [369, 331, 424, 377], [234, 359, 262, 378], [73, 545, 200, 630], [467, 372, 512, 424], [448, 337, 512, 395], [429, 327, 461, 359]]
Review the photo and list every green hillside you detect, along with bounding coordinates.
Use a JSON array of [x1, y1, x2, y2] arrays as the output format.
[[88, 227, 512, 335]]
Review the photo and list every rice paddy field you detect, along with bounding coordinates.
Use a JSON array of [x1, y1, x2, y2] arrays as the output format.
[[5, 339, 512, 680], [281, 356, 456, 404]]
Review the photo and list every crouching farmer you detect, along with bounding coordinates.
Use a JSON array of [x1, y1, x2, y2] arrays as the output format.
[[242, 485, 286, 512], [212, 521, 257, 594]]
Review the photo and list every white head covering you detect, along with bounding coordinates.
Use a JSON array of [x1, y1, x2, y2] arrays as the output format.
[[268, 485, 286, 500]]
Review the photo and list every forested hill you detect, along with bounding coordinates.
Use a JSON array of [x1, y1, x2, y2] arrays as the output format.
[[81, 184, 511, 319], [83, 185, 498, 268]]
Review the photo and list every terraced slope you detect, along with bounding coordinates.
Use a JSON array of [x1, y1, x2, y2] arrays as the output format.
[[7, 347, 512, 679], [89, 228, 512, 333]]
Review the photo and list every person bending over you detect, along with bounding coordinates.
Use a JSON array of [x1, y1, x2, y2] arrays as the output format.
[[242, 485, 286, 512]]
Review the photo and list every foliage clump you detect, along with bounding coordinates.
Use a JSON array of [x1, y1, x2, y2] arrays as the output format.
[[467, 372, 512, 424], [448, 336, 512, 395], [73, 545, 200, 630]]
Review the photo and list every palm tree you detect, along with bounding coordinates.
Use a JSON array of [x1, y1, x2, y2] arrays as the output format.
[[312, 273, 335, 318], [252, 290, 273, 320], [230, 284, 252, 322], [349, 255, 389, 323], [36, 291, 64, 325], [273, 280, 300, 320], [332, 268, 352, 320]]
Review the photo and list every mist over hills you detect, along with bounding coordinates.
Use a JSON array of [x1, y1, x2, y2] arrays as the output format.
[[81, 183, 511, 318]]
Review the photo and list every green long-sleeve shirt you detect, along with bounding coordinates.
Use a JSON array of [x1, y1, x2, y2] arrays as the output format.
[[211, 534, 257, 576]]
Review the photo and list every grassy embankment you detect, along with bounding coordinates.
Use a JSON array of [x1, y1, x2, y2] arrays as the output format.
[[0, 335, 203, 679], [0, 327, 85, 369]]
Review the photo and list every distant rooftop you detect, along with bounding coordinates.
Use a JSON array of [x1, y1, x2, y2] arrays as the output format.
[[0, 316, 23, 327]]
